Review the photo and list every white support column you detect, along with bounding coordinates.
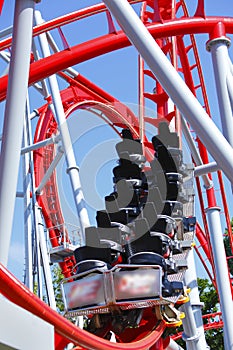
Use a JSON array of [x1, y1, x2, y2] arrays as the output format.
[[207, 37, 233, 146], [181, 249, 210, 350], [102, 0, 233, 186], [34, 11, 90, 243], [0, 0, 35, 265], [36, 206, 56, 310], [226, 73, 233, 111], [22, 104, 34, 291], [206, 207, 233, 350], [36, 145, 64, 195]]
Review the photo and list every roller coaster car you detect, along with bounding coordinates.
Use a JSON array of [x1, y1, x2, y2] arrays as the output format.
[[61, 263, 164, 317], [61, 125, 192, 331]]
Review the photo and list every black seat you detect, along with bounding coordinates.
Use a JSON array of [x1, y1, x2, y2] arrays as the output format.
[[128, 252, 166, 269], [140, 202, 158, 231], [116, 180, 140, 208], [152, 215, 176, 236], [109, 209, 129, 225], [105, 193, 119, 213], [125, 219, 165, 257], [96, 210, 111, 228], [113, 159, 142, 182], [147, 186, 165, 215], [122, 128, 134, 140], [74, 226, 112, 269], [157, 145, 179, 173]]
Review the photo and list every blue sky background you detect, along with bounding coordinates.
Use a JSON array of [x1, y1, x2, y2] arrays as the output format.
[[0, 0, 233, 281]]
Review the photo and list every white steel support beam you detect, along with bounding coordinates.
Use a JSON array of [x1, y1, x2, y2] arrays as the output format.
[[0, 0, 35, 265], [194, 162, 219, 177], [103, 0, 233, 186], [34, 11, 90, 243], [206, 31, 233, 350], [21, 134, 60, 155], [207, 36, 233, 146], [226, 73, 233, 111], [22, 102, 34, 291], [206, 207, 233, 350], [181, 249, 210, 350], [36, 206, 56, 310], [36, 145, 64, 195]]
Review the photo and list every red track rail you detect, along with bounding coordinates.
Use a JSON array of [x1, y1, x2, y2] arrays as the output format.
[[1, 17, 233, 101], [0, 263, 166, 350], [33, 76, 153, 277], [172, 312, 223, 341]]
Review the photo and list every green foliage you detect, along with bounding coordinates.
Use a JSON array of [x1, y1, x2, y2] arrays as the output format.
[[224, 235, 233, 276], [197, 278, 219, 315], [197, 278, 224, 349], [52, 264, 65, 313], [223, 217, 233, 276]]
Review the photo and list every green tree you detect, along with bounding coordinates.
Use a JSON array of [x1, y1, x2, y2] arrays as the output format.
[[197, 278, 224, 349], [224, 234, 233, 276], [51, 264, 65, 313]]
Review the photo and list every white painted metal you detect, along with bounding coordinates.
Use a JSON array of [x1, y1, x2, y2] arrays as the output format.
[[22, 103, 34, 291], [181, 249, 210, 350], [227, 73, 233, 110], [207, 38, 233, 146], [206, 207, 233, 350], [194, 162, 219, 177], [36, 145, 64, 195], [0, 0, 35, 265], [0, 26, 13, 39], [34, 11, 90, 243], [21, 134, 60, 155], [103, 0, 233, 186], [36, 206, 56, 310]]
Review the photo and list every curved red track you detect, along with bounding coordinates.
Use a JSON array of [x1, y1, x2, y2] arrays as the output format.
[[1, 1, 233, 349]]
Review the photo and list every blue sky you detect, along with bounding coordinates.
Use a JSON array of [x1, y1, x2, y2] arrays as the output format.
[[0, 0, 233, 280]]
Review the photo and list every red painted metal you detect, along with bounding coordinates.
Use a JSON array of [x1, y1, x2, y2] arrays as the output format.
[[33, 74, 154, 278], [172, 311, 223, 341], [0, 1, 142, 51], [0, 0, 4, 14], [0, 263, 166, 350], [1, 17, 233, 101]]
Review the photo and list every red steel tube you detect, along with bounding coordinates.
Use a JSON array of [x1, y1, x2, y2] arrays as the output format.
[[1, 17, 233, 102], [0, 263, 166, 350]]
